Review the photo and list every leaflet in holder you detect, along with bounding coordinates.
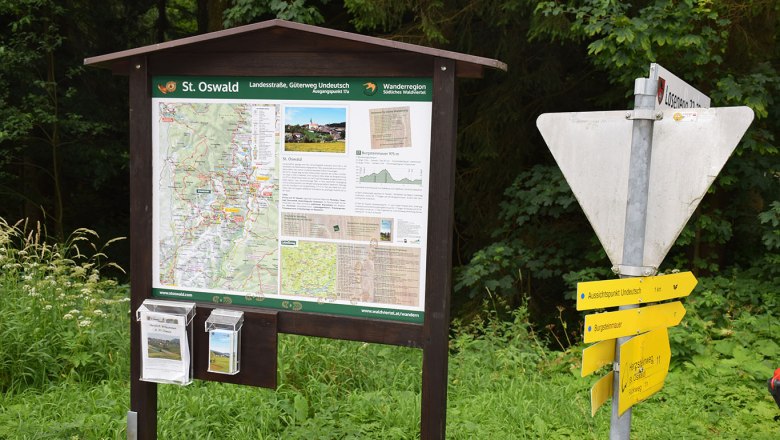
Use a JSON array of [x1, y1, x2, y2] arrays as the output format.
[[205, 309, 244, 375], [136, 300, 196, 385]]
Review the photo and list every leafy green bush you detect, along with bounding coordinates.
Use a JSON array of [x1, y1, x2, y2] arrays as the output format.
[[758, 200, 780, 276], [455, 165, 608, 308], [671, 272, 779, 382], [0, 218, 129, 393]]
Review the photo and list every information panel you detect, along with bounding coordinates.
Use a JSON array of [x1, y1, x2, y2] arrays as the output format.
[[151, 76, 432, 323]]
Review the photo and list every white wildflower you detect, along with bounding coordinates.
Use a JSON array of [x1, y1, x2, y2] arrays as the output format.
[[63, 313, 74, 320], [68, 309, 80, 315], [44, 305, 53, 310], [78, 319, 91, 327], [93, 310, 105, 317]]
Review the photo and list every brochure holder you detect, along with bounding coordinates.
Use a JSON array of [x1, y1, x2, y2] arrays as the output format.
[[205, 309, 244, 375], [136, 300, 196, 385]]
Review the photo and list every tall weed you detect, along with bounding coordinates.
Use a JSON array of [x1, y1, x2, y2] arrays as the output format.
[[0, 218, 129, 393]]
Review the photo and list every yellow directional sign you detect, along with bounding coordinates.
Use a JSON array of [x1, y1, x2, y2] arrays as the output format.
[[577, 271, 697, 310], [582, 339, 615, 377], [618, 327, 671, 415], [583, 301, 685, 343], [591, 371, 613, 417]]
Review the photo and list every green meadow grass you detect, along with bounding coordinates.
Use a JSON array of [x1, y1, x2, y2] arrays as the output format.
[[284, 142, 346, 153], [208, 352, 231, 373], [0, 219, 778, 439]]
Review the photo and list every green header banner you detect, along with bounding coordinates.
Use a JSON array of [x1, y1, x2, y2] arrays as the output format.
[[152, 288, 425, 324], [152, 76, 433, 102]]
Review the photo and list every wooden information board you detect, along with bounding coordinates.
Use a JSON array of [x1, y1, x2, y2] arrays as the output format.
[[85, 19, 505, 440]]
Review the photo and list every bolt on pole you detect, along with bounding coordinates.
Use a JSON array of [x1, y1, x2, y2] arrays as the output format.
[[610, 77, 659, 440]]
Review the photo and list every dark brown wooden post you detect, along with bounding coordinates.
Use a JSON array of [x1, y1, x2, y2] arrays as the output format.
[[421, 57, 458, 440], [128, 55, 157, 440]]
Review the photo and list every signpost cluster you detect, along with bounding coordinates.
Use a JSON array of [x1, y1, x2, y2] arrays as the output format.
[[579, 272, 693, 416], [538, 64, 754, 438]]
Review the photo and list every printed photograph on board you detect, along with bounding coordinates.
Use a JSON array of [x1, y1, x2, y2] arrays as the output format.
[[284, 107, 347, 153], [147, 333, 182, 361], [208, 330, 234, 374], [380, 219, 392, 242]]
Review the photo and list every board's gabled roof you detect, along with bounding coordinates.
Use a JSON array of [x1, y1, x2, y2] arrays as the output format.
[[84, 19, 506, 78]]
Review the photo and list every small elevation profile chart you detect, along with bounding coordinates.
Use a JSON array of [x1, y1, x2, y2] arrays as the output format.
[[358, 167, 423, 186]]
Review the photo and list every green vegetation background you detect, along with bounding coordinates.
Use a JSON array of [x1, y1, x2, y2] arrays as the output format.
[[1, 0, 779, 438]]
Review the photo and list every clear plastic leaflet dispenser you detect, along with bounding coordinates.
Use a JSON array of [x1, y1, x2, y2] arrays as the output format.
[[136, 300, 196, 385], [205, 309, 244, 375]]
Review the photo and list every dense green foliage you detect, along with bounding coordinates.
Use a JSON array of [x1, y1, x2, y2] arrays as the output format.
[[530, 0, 780, 277], [223, 0, 331, 27], [445, 0, 778, 328]]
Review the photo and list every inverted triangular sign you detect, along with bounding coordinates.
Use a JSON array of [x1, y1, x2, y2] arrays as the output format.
[[536, 107, 754, 269]]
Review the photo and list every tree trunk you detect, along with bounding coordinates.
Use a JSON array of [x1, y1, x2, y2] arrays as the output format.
[[47, 50, 64, 241], [156, 0, 168, 42], [207, 0, 227, 32], [22, 156, 44, 226], [197, 0, 209, 34]]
